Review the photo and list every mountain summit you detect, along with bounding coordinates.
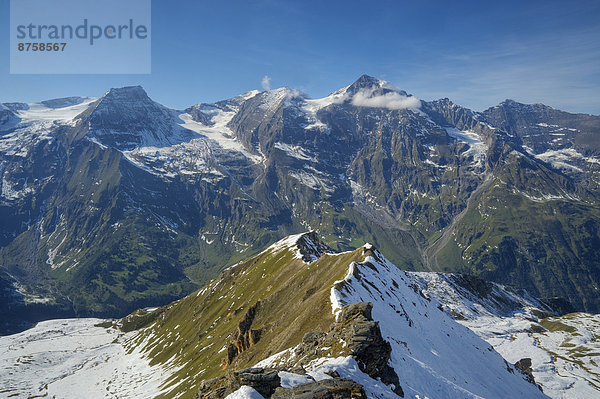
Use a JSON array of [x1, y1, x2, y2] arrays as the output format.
[[80, 85, 196, 150]]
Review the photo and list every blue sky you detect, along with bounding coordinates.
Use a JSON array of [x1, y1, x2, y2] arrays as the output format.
[[1, 0, 599, 114]]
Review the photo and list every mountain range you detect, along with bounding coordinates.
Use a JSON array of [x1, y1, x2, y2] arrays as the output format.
[[1, 75, 599, 335], [2, 233, 599, 398]]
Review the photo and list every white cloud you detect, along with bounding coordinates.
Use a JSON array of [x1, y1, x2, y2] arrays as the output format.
[[261, 75, 271, 91], [351, 88, 421, 110]]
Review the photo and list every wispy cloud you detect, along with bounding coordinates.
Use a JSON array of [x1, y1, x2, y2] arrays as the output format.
[[351, 88, 420, 110], [261, 75, 271, 91]]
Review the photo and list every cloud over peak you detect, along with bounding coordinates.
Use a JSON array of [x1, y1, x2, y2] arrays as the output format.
[[261, 75, 271, 91], [351, 87, 421, 110]]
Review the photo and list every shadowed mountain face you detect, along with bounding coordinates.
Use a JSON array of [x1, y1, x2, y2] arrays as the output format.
[[1, 75, 599, 333]]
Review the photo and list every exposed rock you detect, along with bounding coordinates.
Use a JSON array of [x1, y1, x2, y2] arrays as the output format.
[[195, 367, 280, 399], [295, 232, 334, 262], [202, 302, 402, 397], [271, 377, 367, 399], [223, 301, 262, 367], [455, 274, 494, 299], [515, 358, 542, 391], [293, 302, 403, 397], [540, 297, 576, 316], [336, 303, 403, 397]]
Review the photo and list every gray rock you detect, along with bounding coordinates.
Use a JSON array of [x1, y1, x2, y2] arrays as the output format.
[[195, 367, 280, 399], [271, 377, 367, 399]]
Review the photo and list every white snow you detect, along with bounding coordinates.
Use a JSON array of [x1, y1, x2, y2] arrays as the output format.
[[445, 127, 488, 169], [0, 318, 170, 398], [225, 385, 264, 399], [122, 104, 265, 178], [413, 272, 600, 399], [265, 232, 330, 263], [257, 246, 547, 398], [329, 250, 546, 399], [266, 232, 310, 262], [0, 99, 96, 159], [278, 371, 313, 388], [258, 87, 297, 112], [289, 170, 334, 193], [303, 86, 350, 113], [273, 142, 315, 161], [16, 98, 96, 125], [177, 112, 261, 163], [306, 356, 400, 398], [534, 148, 587, 172]]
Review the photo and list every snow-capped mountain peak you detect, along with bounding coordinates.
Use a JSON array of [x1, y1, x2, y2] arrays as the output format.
[[100, 85, 150, 101], [83, 86, 197, 150]]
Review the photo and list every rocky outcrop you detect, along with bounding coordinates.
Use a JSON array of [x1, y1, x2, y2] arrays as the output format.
[[514, 358, 542, 391], [293, 302, 403, 397], [223, 302, 262, 367], [295, 232, 334, 262], [200, 302, 402, 398], [271, 378, 367, 398], [195, 369, 367, 399], [194, 368, 280, 399]]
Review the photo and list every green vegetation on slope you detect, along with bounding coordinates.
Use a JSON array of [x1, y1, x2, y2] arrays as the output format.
[[127, 243, 364, 399]]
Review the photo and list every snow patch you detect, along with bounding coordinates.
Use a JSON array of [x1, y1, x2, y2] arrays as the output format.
[[278, 371, 313, 388], [329, 250, 546, 399], [177, 112, 261, 163], [274, 142, 315, 161], [225, 385, 264, 399], [445, 128, 487, 169], [0, 318, 170, 398]]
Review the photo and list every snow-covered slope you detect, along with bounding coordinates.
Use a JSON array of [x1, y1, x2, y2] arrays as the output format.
[[0, 318, 170, 398], [16, 97, 96, 124], [257, 245, 546, 399], [120, 90, 263, 180], [0, 97, 96, 158], [412, 272, 600, 399]]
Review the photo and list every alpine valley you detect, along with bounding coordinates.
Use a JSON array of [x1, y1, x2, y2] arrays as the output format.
[[1, 75, 600, 398]]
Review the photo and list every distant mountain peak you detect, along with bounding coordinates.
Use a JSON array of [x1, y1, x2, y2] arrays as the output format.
[[83, 85, 195, 150], [499, 99, 521, 107], [101, 86, 150, 102], [346, 74, 386, 95], [333, 74, 418, 110]]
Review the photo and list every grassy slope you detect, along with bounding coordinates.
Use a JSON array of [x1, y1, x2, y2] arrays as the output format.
[[127, 243, 364, 399]]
